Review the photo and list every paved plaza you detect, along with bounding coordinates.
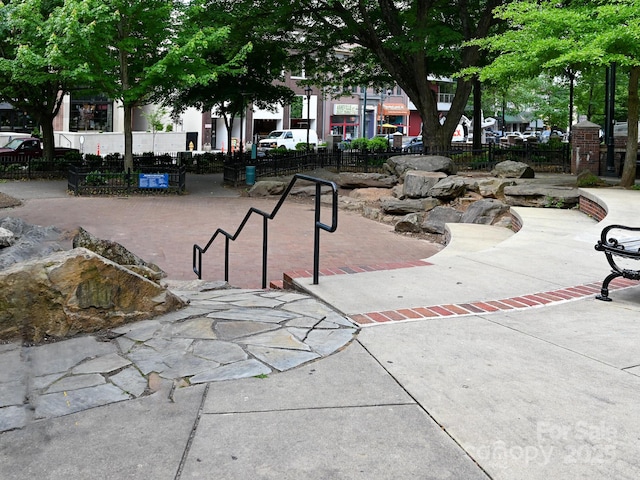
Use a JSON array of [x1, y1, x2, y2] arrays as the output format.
[[0, 174, 639, 479]]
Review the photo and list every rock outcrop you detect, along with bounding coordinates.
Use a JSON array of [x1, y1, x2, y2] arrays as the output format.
[[0, 248, 185, 344], [385, 155, 457, 177], [503, 185, 580, 208], [334, 172, 398, 189], [73, 227, 166, 281], [491, 160, 535, 179], [0, 217, 68, 271]]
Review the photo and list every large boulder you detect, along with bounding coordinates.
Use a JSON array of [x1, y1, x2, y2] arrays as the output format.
[[461, 199, 510, 225], [73, 227, 165, 281], [503, 185, 580, 208], [248, 180, 287, 196], [0, 217, 68, 271], [476, 178, 517, 198], [403, 171, 447, 198], [334, 172, 398, 189], [0, 248, 185, 344], [421, 206, 463, 234], [394, 213, 424, 233], [381, 198, 439, 215], [386, 155, 457, 177], [0, 227, 14, 247], [428, 176, 467, 201], [348, 187, 395, 203], [491, 160, 535, 179]]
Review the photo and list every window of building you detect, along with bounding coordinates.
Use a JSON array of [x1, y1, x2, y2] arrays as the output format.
[[0, 104, 35, 133], [70, 94, 113, 132], [290, 68, 306, 79], [330, 115, 359, 140]]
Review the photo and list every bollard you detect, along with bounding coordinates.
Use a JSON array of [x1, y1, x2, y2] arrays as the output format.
[[246, 165, 256, 185]]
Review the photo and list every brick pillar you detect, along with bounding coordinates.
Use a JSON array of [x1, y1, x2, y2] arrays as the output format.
[[571, 120, 601, 175]]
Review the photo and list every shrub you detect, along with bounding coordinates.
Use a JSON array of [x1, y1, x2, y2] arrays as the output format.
[[63, 150, 83, 163], [295, 142, 312, 151], [350, 138, 369, 151], [577, 170, 604, 187], [84, 170, 107, 186], [368, 137, 389, 152]]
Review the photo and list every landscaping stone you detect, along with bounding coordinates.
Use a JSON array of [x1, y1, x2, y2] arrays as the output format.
[[421, 206, 463, 234], [476, 177, 517, 198], [381, 198, 439, 215], [461, 199, 510, 225], [403, 171, 447, 198], [0, 227, 14, 247], [73, 227, 166, 281], [0, 217, 67, 271], [248, 180, 286, 196], [503, 185, 580, 208], [428, 176, 467, 200], [385, 155, 457, 177], [0, 248, 185, 343], [491, 160, 535, 178], [394, 213, 424, 233], [348, 187, 395, 202], [334, 172, 398, 189]]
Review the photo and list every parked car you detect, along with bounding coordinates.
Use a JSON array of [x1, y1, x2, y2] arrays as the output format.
[[370, 133, 394, 146], [257, 129, 318, 151], [540, 129, 568, 143], [402, 140, 424, 153], [402, 136, 423, 153], [0, 137, 78, 159]]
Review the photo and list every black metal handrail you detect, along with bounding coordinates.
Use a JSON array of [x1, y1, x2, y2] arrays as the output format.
[[193, 174, 338, 288]]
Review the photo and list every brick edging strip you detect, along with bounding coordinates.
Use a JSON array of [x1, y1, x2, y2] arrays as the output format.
[[349, 278, 637, 326]]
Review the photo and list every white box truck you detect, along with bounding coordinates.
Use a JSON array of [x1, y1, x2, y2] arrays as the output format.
[[258, 129, 318, 151]]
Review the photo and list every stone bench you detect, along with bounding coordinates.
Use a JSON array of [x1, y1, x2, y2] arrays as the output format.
[[594, 224, 640, 301]]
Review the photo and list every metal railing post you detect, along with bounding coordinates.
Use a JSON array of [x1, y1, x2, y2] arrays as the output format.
[[192, 174, 338, 288]]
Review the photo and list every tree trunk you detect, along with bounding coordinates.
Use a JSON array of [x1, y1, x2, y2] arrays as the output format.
[[472, 76, 482, 150], [39, 114, 55, 160], [123, 103, 134, 172], [621, 65, 639, 188], [420, 77, 474, 152]]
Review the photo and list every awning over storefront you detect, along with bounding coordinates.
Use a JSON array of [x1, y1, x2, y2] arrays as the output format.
[[382, 103, 410, 116]]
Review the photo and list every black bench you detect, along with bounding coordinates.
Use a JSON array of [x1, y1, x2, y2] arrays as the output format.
[[594, 224, 640, 301]]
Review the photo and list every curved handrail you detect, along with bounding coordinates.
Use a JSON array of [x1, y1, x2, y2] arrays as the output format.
[[193, 174, 338, 287]]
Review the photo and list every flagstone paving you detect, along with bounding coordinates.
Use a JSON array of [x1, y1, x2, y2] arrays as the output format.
[[0, 283, 359, 433]]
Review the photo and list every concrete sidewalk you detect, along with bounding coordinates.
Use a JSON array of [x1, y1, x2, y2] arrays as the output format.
[[1, 178, 640, 479]]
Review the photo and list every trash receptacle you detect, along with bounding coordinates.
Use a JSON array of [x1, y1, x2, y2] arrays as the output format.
[[246, 165, 256, 185]]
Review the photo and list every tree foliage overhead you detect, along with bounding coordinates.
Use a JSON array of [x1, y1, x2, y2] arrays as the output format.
[[219, 0, 506, 150], [166, 0, 296, 152], [475, 0, 640, 186], [0, 0, 99, 158], [303, 0, 507, 149]]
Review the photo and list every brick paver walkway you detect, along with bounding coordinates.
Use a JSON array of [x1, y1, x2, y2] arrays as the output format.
[[0, 175, 442, 289]]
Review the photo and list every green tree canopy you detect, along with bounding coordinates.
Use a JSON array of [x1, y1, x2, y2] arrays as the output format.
[[165, 0, 296, 154], [0, 0, 99, 158], [216, 0, 507, 151], [475, 0, 640, 186]]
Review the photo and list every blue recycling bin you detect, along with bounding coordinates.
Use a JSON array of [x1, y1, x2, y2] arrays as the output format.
[[246, 165, 256, 185]]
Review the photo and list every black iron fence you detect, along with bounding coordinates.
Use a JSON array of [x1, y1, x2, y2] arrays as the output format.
[[0, 142, 571, 185], [222, 142, 571, 186], [68, 164, 186, 196], [0, 155, 77, 179]]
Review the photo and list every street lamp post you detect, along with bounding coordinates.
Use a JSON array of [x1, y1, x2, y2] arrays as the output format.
[[304, 86, 312, 150], [379, 88, 392, 134]]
